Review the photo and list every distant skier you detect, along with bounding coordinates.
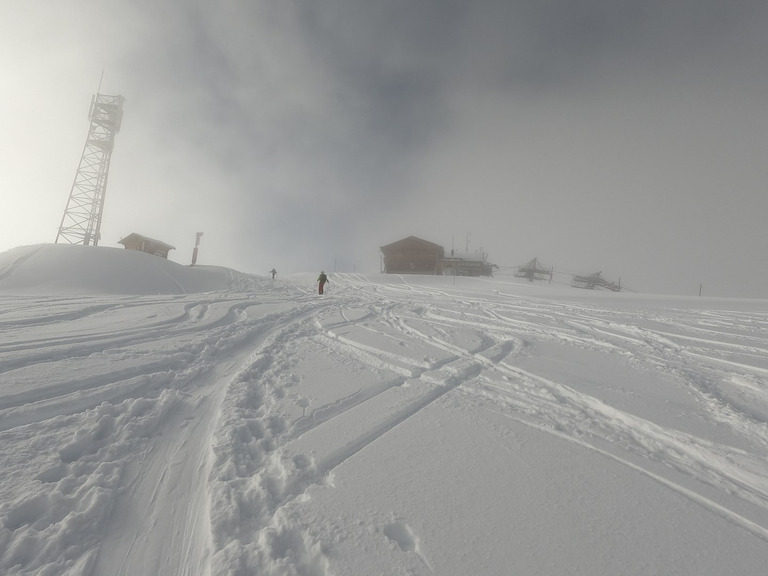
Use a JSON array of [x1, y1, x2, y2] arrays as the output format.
[[270, 268, 277, 279], [317, 271, 329, 295]]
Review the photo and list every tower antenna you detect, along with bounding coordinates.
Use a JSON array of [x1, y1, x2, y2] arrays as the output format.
[[55, 75, 124, 246]]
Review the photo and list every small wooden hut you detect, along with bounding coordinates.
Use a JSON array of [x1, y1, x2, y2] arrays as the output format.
[[118, 233, 176, 259]]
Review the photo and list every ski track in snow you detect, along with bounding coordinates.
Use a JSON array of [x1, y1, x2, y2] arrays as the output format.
[[1, 272, 768, 574]]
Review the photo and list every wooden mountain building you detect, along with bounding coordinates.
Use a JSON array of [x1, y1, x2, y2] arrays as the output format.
[[118, 233, 176, 259], [441, 252, 498, 277], [380, 236, 445, 275]]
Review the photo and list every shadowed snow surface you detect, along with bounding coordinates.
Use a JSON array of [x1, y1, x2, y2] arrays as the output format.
[[1, 244, 768, 575]]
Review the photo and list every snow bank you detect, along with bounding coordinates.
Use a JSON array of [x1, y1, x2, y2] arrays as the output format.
[[0, 244, 255, 295]]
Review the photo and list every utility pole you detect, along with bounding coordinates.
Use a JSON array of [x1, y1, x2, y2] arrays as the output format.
[[191, 232, 204, 266]]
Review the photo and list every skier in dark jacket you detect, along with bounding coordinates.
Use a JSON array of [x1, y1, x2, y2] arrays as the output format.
[[317, 271, 328, 294]]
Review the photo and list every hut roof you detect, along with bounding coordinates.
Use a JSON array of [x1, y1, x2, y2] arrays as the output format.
[[380, 236, 443, 252], [118, 233, 176, 251]]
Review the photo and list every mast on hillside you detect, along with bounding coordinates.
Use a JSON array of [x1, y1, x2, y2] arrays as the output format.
[[55, 78, 124, 247]]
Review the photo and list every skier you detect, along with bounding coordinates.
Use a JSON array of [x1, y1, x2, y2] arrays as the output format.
[[317, 270, 329, 295], [270, 268, 277, 279]]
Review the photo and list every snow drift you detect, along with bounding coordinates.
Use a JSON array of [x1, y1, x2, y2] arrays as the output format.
[[0, 244, 251, 295]]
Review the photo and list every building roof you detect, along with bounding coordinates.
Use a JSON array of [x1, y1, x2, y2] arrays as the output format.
[[118, 233, 176, 251], [380, 236, 443, 251]]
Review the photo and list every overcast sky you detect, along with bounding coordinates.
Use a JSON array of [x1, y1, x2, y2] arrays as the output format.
[[2, 0, 767, 297]]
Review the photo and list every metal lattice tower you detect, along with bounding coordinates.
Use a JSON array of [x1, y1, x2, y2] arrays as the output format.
[[55, 92, 125, 246]]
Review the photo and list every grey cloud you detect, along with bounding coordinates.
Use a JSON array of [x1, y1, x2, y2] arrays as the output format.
[[4, 0, 768, 294]]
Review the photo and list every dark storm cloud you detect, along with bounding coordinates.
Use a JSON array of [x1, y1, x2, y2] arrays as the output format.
[[453, 0, 764, 90], [239, 0, 463, 195], [115, 1, 472, 269], [131, 0, 766, 291]]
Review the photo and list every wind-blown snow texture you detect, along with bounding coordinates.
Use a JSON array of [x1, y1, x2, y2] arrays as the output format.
[[1, 244, 768, 575]]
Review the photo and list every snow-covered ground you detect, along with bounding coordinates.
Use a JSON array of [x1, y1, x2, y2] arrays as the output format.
[[2, 244, 768, 575]]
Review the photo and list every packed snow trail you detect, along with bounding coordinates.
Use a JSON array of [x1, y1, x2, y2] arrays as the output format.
[[2, 259, 768, 574], [0, 279, 325, 575]]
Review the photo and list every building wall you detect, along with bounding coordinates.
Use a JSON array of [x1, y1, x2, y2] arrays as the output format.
[[119, 235, 173, 259], [441, 258, 497, 277], [381, 237, 444, 274]]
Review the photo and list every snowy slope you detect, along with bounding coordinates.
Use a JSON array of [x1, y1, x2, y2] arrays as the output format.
[[0, 244, 256, 295], [1, 244, 768, 575]]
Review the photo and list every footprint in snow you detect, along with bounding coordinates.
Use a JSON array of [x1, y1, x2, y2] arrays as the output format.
[[383, 522, 434, 573], [383, 522, 416, 551]]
